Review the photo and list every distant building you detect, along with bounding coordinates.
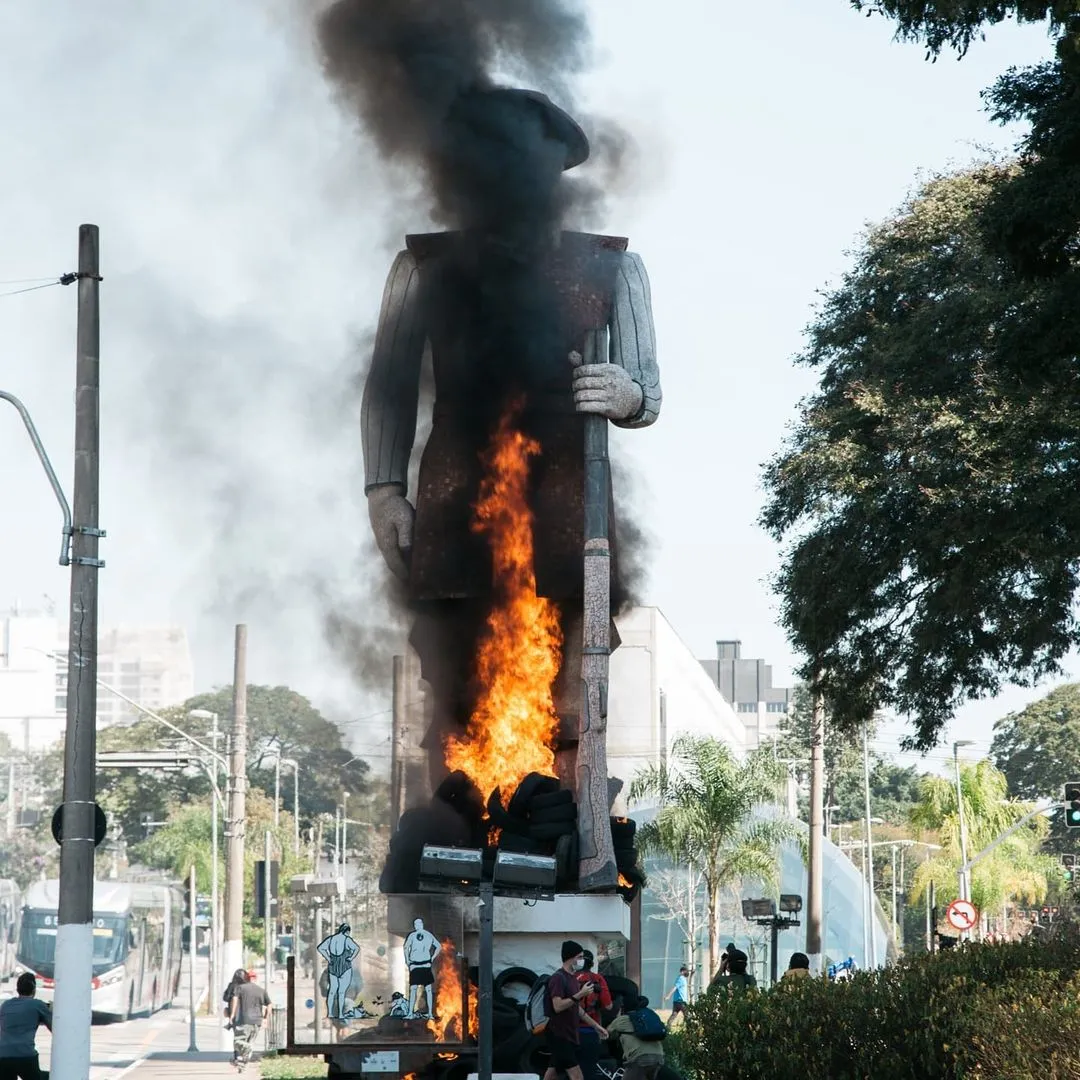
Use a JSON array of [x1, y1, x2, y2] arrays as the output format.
[[699, 639, 793, 750], [0, 606, 194, 749], [606, 608, 747, 798]]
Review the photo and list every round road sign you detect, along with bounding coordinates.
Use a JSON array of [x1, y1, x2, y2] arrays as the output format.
[[945, 898, 979, 931], [51, 803, 108, 848]]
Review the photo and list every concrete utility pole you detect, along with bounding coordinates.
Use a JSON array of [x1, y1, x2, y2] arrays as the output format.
[[862, 723, 878, 968], [264, 830, 273, 990], [222, 626, 248, 989], [805, 688, 825, 971], [53, 224, 102, 1080], [188, 864, 198, 1052]]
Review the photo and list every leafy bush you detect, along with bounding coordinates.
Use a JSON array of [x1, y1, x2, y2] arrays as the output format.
[[680, 931, 1080, 1079]]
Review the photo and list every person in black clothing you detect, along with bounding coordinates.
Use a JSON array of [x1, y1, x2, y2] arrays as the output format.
[[223, 968, 249, 1027]]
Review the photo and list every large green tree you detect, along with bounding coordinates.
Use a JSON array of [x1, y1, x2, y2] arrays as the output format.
[[96, 684, 370, 843], [908, 758, 1053, 915], [761, 162, 1080, 750], [991, 683, 1080, 852], [629, 737, 804, 979]]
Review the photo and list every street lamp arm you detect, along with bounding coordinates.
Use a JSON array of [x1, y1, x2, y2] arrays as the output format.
[[0, 390, 74, 566], [962, 801, 1058, 875]]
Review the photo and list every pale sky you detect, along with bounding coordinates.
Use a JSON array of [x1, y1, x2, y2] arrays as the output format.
[[0, 2, 1063, 775]]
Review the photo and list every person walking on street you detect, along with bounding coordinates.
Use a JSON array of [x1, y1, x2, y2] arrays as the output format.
[[223, 968, 248, 1025], [607, 996, 666, 1080], [575, 949, 612, 1080], [0, 974, 51, 1080], [663, 965, 690, 1029], [229, 971, 271, 1071], [542, 941, 608, 1080]]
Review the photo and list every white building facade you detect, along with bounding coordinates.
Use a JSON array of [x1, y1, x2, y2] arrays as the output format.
[[0, 608, 195, 750], [607, 606, 747, 806]]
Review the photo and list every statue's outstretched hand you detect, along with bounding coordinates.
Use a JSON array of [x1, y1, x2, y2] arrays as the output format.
[[571, 360, 643, 421], [367, 485, 414, 581]]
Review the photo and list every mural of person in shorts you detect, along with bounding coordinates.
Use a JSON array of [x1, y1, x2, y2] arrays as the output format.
[[403, 917, 441, 1019]]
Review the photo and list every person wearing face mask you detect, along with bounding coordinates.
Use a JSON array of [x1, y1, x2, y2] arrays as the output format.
[[575, 949, 612, 1080], [542, 941, 608, 1080]]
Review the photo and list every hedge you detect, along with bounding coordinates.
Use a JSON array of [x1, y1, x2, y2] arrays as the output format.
[[679, 930, 1080, 1079]]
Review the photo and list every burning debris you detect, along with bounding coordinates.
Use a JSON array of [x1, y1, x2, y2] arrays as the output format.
[[379, 769, 645, 903]]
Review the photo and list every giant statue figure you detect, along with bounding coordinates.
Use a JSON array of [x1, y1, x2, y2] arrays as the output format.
[[361, 86, 661, 889]]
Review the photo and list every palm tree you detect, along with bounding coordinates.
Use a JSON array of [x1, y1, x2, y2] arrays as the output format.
[[907, 758, 1053, 918], [629, 736, 805, 979]]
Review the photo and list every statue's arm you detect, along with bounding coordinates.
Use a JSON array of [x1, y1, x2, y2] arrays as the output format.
[[609, 251, 662, 429], [362, 250, 426, 493]]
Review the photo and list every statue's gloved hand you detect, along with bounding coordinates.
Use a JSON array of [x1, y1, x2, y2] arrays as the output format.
[[571, 361, 644, 421], [367, 484, 414, 581]]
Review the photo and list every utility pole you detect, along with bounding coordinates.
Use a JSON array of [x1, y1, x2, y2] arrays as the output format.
[[222, 626, 248, 988], [806, 686, 825, 972], [264, 830, 273, 990], [53, 224, 102, 1080], [188, 865, 198, 1052], [862, 723, 878, 968], [274, 754, 281, 829], [890, 843, 898, 950]]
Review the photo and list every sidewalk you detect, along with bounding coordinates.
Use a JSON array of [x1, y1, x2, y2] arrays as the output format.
[[125, 1052, 237, 1080]]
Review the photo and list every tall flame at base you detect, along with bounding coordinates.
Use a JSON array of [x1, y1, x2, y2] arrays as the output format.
[[445, 404, 563, 804], [427, 938, 477, 1042]]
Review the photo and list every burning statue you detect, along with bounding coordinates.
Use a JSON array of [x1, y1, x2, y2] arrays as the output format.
[[360, 85, 661, 891]]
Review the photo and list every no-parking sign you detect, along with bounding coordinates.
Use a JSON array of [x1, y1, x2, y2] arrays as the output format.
[[945, 898, 979, 931]]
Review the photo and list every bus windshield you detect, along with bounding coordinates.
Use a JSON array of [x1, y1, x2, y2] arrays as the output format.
[[18, 912, 129, 977]]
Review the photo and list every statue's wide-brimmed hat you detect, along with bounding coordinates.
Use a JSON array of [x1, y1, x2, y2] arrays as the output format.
[[448, 86, 590, 171]]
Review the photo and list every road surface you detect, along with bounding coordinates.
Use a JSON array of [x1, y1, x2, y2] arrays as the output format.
[[6, 959, 298, 1080]]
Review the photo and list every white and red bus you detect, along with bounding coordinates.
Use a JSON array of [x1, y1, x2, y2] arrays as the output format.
[[16, 879, 183, 1021]]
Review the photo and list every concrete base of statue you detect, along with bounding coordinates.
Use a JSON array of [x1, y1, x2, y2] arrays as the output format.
[[387, 892, 630, 978]]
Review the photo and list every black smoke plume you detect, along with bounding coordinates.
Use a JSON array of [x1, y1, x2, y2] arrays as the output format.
[[315, 0, 594, 229]]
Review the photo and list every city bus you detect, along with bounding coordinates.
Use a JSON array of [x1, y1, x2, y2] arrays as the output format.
[[0, 880, 20, 980], [16, 879, 183, 1021]]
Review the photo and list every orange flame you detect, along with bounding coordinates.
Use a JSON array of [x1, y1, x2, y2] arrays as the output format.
[[427, 938, 468, 1042], [444, 405, 563, 804]]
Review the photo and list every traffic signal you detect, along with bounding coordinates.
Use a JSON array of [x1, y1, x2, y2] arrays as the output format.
[[1062, 855, 1076, 883], [255, 860, 280, 920], [1065, 783, 1080, 828]]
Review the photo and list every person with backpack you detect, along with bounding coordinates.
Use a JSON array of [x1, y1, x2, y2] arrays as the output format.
[[539, 940, 608, 1080], [606, 994, 666, 1080]]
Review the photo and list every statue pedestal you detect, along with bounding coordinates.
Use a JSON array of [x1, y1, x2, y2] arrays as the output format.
[[462, 892, 629, 976], [387, 891, 629, 979]]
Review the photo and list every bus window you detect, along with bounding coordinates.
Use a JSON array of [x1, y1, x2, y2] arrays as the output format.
[[17, 912, 130, 977]]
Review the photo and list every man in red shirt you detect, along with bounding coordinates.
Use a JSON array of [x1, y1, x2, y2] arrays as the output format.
[[575, 949, 613, 1080], [543, 941, 608, 1080]]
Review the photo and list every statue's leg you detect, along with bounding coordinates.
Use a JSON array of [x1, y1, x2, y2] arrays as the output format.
[[409, 602, 487, 789], [552, 603, 583, 790]]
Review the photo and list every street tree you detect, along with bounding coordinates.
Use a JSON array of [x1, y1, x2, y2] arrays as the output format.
[[908, 758, 1053, 913], [95, 684, 370, 843], [776, 689, 925, 824], [851, 3, 1080, 288], [991, 683, 1080, 851], [629, 736, 804, 980], [761, 162, 1080, 750]]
